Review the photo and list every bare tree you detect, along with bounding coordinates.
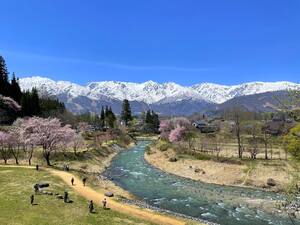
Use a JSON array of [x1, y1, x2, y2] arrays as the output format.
[[261, 124, 271, 160], [71, 133, 85, 156], [8, 136, 21, 164], [0, 131, 10, 164], [233, 109, 243, 159]]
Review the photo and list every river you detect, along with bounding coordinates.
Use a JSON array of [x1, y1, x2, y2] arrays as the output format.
[[103, 141, 300, 225]]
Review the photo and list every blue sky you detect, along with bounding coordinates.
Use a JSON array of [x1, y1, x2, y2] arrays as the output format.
[[0, 0, 299, 85]]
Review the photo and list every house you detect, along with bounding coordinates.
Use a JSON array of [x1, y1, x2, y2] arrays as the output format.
[[263, 116, 296, 136], [192, 120, 208, 129], [192, 120, 219, 133]]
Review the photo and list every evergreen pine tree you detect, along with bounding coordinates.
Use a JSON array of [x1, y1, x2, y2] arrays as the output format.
[[10, 73, 22, 103], [145, 110, 152, 124], [121, 99, 132, 125], [151, 111, 160, 133], [0, 56, 10, 97], [106, 106, 116, 128], [100, 106, 105, 127], [143, 110, 160, 133], [105, 105, 109, 117], [31, 88, 40, 115], [21, 91, 31, 116]]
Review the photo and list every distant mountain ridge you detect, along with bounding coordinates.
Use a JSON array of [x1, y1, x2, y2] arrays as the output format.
[[19, 76, 300, 115]]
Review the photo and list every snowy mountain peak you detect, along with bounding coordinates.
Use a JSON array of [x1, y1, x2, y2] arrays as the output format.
[[19, 76, 300, 104]]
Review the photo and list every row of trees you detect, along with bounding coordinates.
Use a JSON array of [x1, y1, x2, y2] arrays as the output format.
[[100, 106, 116, 128], [158, 112, 299, 161], [0, 117, 83, 166], [76, 106, 117, 130], [141, 110, 160, 133]]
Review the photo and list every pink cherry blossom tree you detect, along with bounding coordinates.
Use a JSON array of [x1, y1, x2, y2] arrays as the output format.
[[0, 96, 21, 124], [21, 117, 76, 166], [8, 119, 26, 164], [0, 131, 11, 164], [70, 133, 85, 156], [159, 117, 191, 141], [14, 118, 40, 165], [169, 125, 186, 143], [159, 120, 172, 140], [77, 122, 90, 133], [23, 132, 40, 165]]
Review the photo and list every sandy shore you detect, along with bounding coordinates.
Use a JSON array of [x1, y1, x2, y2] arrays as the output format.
[[145, 147, 294, 191]]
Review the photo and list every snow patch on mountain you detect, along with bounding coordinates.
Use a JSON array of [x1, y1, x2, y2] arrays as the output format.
[[192, 81, 300, 103]]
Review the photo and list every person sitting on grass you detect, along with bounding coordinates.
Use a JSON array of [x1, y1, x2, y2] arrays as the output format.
[[33, 184, 39, 193], [89, 200, 94, 213], [102, 198, 107, 209]]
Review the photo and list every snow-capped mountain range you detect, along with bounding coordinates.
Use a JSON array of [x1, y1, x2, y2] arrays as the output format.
[[18, 76, 300, 115], [19, 76, 300, 104]]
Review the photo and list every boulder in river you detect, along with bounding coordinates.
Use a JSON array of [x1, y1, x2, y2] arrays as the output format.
[[105, 192, 114, 197], [267, 178, 276, 186]]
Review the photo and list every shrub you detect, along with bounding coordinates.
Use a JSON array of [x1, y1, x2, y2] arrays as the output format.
[[195, 153, 212, 161], [284, 124, 300, 159], [145, 146, 152, 155], [157, 140, 172, 152]]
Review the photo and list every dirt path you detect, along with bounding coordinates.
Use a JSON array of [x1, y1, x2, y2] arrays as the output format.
[[0, 165, 190, 225]]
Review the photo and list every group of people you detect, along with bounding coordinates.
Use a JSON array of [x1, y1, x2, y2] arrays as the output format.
[[30, 190, 70, 205], [70, 176, 108, 213], [70, 177, 87, 186], [30, 169, 109, 213], [88, 198, 107, 213]]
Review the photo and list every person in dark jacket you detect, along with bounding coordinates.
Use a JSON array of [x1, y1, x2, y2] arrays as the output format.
[[63, 191, 69, 203], [82, 177, 87, 186], [30, 194, 34, 205], [88, 200, 94, 213]]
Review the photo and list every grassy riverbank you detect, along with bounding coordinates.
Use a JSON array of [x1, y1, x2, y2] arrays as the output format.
[[0, 166, 155, 225], [0, 140, 204, 225], [2, 139, 136, 200], [145, 144, 300, 193]]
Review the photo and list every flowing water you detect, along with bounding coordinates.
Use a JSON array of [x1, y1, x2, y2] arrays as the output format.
[[104, 141, 300, 225]]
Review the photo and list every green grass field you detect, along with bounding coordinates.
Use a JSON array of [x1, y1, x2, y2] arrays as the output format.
[[0, 167, 153, 225]]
